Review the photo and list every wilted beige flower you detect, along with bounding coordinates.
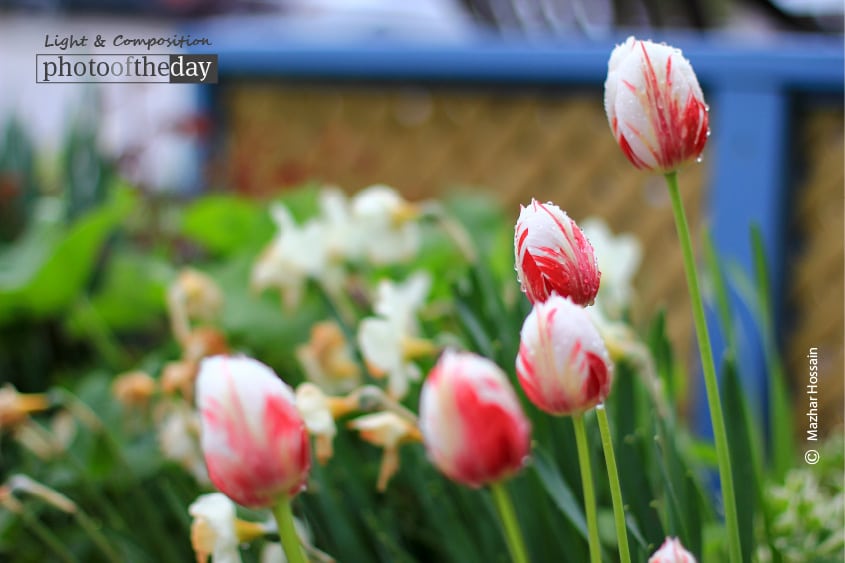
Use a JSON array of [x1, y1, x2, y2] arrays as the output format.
[[0, 385, 50, 432], [296, 321, 361, 395], [182, 327, 230, 364], [112, 371, 157, 409], [161, 360, 199, 402], [168, 268, 224, 343], [348, 411, 422, 491]]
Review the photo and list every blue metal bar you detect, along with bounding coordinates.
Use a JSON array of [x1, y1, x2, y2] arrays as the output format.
[[185, 27, 844, 90], [696, 87, 790, 440]]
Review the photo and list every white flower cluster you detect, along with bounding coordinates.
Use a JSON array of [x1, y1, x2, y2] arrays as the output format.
[[251, 185, 421, 309], [358, 272, 433, 400]]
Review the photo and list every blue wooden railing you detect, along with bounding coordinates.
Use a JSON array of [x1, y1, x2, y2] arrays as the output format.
[[188, 23, 844, 439]]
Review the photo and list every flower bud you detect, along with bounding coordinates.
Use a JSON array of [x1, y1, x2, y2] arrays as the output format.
[[419, 350, 531, 487], [196, 356, 311, 508], [649, 537, 697, 563], [516, 295, 613, 415], [514, 200, 600, 306], [604, 36, 709, 173]]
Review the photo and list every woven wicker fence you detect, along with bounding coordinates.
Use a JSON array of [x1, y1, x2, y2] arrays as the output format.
[[787, 108, 844, 433], [218, 83, 840, 428]]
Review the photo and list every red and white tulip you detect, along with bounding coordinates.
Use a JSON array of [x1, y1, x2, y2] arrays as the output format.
[[516, 294, 613, 415], [419, 350, 531, 487], [604, 36, 709, 173], [649, 537, 697, 563], [514, 199, 601, 306], [196, 356, 311, 508]]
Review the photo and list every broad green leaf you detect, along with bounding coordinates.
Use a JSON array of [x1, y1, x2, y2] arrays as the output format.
[[0, 187, 134, 322], [81, 251, 172, 331], [180, 195, 274, 256]]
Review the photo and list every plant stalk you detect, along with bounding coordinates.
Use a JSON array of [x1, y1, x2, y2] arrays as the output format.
[[664, 171, 741, 563], [572, 414, 601, 563], [596, 404, 631, 563], [489, 481, 530, 563], [271, 495, 308, 563]]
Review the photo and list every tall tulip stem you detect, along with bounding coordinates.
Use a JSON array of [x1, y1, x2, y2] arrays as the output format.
[[271, 496, 308, 563], [596, 404, 631, 563], [490, 481, 530, 563], [572, 414, 601, 563], [665, 171, 741, 562]]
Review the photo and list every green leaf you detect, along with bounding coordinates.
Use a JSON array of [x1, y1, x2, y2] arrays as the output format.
[[180, 195, 275, 256], [532, 447, 589, 542], [750, 225, 795, 481], [703, 231, 735, 349], [609, 359, 665, 549], [0, 187, 134, 323], [720, 354, 756, 563], [81, 251, 172, 332]]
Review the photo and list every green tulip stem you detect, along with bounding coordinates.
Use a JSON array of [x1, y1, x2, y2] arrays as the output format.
[[596, 404, 631, 563], [271, 495, 308, 563], [665, 171, 741, 563], [572, 414, 601, 563], [490, 481, 530, 563]]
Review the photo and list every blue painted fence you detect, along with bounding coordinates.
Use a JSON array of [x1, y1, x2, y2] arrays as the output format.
[[187, 24, 844, 439]]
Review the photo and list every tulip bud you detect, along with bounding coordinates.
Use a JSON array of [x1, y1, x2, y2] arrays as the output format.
[[514, 199, 601, 306], [649, 537, 697, 563], [419, 350, 531, 487], [604, 36, 709, 173], [196, 356, 311, 508], [516, 294, 613, 415]]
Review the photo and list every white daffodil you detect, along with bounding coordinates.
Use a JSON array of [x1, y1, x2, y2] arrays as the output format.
[[372, 271, 430, 330], [294, 383, 338, 465], [189, 493, 270, 563], [580, 217, 642, 318], [351, 185, 421, 265], [357, 273, 436, 399], [259, 543, 286, 563], [318, 187, 364, 263], [157, 403, 209, 485], [348, 411, 422, 491], [251, 204, 328, 310], [189, 493, 241, 563]]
